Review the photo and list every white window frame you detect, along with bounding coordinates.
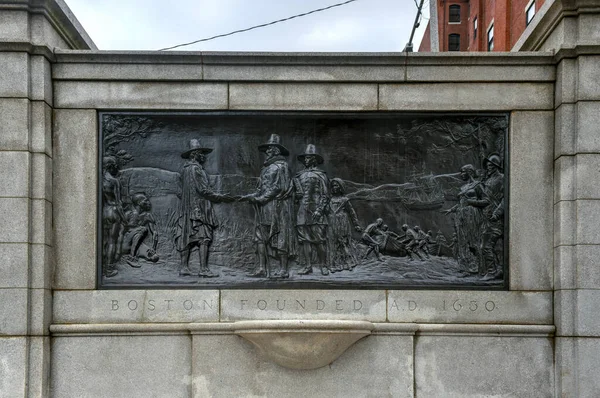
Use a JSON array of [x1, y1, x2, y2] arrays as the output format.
[[526, 0, 536, 25], [487, 23, 494, 51]]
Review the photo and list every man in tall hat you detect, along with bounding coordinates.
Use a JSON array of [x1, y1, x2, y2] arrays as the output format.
[[240, 134, 294, 278], [292, 144, 331, 275], [467, 153, 504, 279], [175, 139, 232, 278]]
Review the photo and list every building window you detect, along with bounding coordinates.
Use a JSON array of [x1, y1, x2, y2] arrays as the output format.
[[526, 1, 536, 25], [449, 34, 461, 51], [487, 25, 494, 51], [449, 5, 461, 23], [473, 17, 478, 39]]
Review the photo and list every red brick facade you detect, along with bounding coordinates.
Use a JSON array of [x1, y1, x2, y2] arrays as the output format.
[[418, 0, 545, 51]]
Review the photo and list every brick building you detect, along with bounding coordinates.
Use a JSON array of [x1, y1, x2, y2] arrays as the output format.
[[419, 0, 545, 51]]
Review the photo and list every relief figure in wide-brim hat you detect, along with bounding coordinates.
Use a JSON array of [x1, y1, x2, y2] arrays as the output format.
[[181, 138, 213, 159], [297, 143, 324, 165], [257, 133, 290, 156]]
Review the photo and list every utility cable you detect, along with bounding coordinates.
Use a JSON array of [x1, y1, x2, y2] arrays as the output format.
[[158, 0, 361, 51]]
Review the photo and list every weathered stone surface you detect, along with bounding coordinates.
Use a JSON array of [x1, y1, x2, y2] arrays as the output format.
[[30, 243, 52, 289], [53, 62, 204, 81], [53, 290, 220, 323], [574, 244, 600, 289], [28, 336, 51, 398], [577, 101, 600, 153], [573, 337, 600, 397], [53, 109, 96, 289], [556, 58, 577, 107], [0, 337, 27, 398], [192, 335, 413, 398], [30, 14, 70, 50], [509, 111, 554, 290], [575, 154, 600, 199], [555, 103, 576, 158], [29, 288, 52, 336], [415, 336, 553, 397], [206, 64, 405, 82], [577, 56, 600, 101], [221, 290, 386, 321], [30, 101, 52, 156], [51, 336, 191, 398], [556, 289, 600, 337], [30, 153, 52, 200], [0, 198, 28, 243], [555, 155, 575, 203], [406, 64, 555, 82], [54, 81, 228, 109], [229, 83, 378, 110], [0, 52, 28, 98], [554, 245, 575, 290], [576, 200, 600, 244], [29, 55, 52, 105], [387, 291, 552, 324], [30, 199, 52, 245], [0, 243, 28, 288], [379, 83, 553, 110], [0, 10, 29, 41], [577, 15, 600, 45], [0, 151, 29, 198], [554, 200, 576, 247], [0, 99, 29, 151], [0, 288, 28, 335]]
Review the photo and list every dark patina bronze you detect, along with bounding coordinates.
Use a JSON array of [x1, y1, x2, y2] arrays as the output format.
[[98, 112, 509, 289]]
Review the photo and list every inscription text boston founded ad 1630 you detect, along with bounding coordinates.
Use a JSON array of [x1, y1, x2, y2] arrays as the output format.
[[98, 112, 508, 289]]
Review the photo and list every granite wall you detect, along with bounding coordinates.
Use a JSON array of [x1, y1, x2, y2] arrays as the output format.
[[0, 0, 599, 397]]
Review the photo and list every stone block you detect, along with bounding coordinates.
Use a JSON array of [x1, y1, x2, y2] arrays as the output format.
[[555, 155, 575, 203], [555, 289, 576, 336], [0, 337, 27, 398], [30, 243, 52, 289], [192, 335, 413, 398], [555, 103, 576, 158], [387, 291, 552, 324], [575, 154, 600, 199], [30, 101, 52, 156], [30, 199, 51, 245], [509, 111, 553, 290], [0, 52, 28, 98], [221, 290, 386, 322], [577, 15, 600, 44], [554, 337, 576, 398], [29, 288, 52, 336], [30, 14, 70, 50], [578, 56, 600, 101], [53, 290, 220, 324], [0, 243, 28, 288], [0, 10, 29, 41], [575, 244, 600, 289], [555, 289, 600, 337], [0, 99, 29, 151], [575, 200, 600, 244], [54, 81, 228, 109], [229, 83, 378, 111], [53, 62, 205, 81], [205, 64, 405, 82], [554, 245, 575, 290], [555, 58, 577, 107], [575, 337, 600, 397], [0, 151, 29, 198], [414, 336, 553, 397], [577, 101, 600, 153], [30, 153, 52, 200], [0, 288, 28, 335], [53, 109, 97, 289], [29, 56, 53, 105], [379, 82, 553, 111], [51, 335, 192, 398], [554, 200, 575, 247], [0, 198, 29, 243], [28, 337, 51, 398], [406, 64, 555, 82]]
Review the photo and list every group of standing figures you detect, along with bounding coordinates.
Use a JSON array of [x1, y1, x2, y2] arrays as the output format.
[[442, 155, 505, 280], [175, 134, 367, 279]]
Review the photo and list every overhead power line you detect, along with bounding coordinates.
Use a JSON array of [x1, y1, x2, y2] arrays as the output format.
[[158, 0, 361, 51]]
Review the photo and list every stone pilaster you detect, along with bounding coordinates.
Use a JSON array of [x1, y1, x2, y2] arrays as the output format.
[[0, 1, 94, 396]]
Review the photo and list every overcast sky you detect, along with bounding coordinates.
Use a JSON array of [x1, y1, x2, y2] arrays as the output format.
[[63, 0, 429, 52]]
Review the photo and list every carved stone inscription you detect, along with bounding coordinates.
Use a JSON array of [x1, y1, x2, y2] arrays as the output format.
[[99, 112, 508, 288]]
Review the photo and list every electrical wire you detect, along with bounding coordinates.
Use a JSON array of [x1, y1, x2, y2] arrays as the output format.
[[158, 0, 361, 51]]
